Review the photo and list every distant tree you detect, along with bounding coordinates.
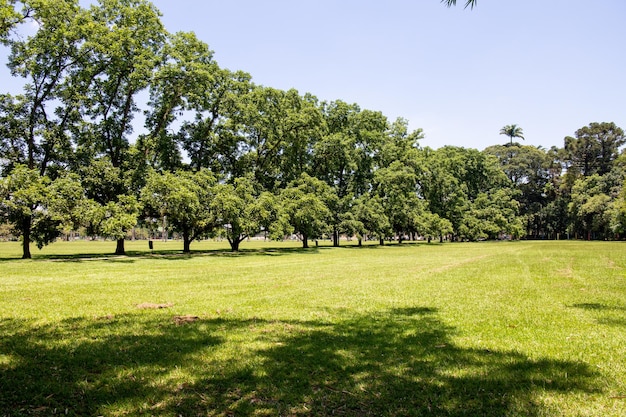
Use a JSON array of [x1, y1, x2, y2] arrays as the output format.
[[500, 124, 525, 146], [459, 188, 525, 241], [484, 144, 554, 237], [281, 173, 336, 248], [141, 169, 216, 253], [211, 177, 286, 252], [568, 174, 612, 240], [373, 160, 424, 243], [352, 194, 391, 246], [564, 122, 625, 177]]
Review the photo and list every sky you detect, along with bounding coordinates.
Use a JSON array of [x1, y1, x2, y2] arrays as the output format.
[[2, 0, 625, 151]]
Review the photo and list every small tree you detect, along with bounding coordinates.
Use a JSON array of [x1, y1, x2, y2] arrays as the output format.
[[500, 124, 525, 146], [141, 169, 216, 253], [281, 173, 336, 248], [0, 165, 50, 258], [211, 177, 285, 252]]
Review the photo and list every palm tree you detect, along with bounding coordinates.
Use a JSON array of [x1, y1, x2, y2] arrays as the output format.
[[500, 124, 525, 146], [442, 0, 477, 8]]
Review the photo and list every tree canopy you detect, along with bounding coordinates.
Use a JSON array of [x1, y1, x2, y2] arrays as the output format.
[[1, 0, 625, 258]]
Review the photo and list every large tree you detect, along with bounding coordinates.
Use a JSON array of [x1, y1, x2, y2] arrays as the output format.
[[73, 0, 166, 254], [1, 0, 88, 258]]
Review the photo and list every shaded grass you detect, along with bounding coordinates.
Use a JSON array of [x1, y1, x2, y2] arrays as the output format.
[[0, 240, 625, 416]]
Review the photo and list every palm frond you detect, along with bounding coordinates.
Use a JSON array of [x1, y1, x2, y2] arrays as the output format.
[[442, 0, 477, 9]]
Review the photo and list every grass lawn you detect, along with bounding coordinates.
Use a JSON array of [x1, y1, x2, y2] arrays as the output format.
[[0, 239, 625, 416]]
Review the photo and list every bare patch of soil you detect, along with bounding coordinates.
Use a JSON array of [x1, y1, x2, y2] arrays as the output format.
[[136, 302, 174, 310], [173, 315, 199, 325]]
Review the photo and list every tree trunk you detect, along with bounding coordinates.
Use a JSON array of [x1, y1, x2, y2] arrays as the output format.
[[21, 216, 32, 259], [333, 229, 339, 247], [379, 236, 384, 246], [358, 237, 362, 247], [183, 230, 191, 253], [230, 237, 241, 252], [115, 238, 125, 255], [302, 233, 309, 248]]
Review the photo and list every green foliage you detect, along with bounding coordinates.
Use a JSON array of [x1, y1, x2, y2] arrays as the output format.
[[141, 169, 216, 252], [281, 173, 336, 248], [500, 124, 525, 146], [2, 0, 625, 252], [565, 122, 626, 176]]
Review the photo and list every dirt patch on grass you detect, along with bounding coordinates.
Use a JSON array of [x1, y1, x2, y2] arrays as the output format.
[[136, 302, 174, 310], [173, 315, 199, 325]]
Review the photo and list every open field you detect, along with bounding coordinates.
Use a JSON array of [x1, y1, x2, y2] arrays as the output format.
[[0, 240, 625, 416]]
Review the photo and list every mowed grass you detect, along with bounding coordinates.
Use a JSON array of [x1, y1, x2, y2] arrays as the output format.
[[0, 240, 625, 416]]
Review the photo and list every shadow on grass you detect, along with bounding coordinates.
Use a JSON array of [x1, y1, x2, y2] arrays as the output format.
[[0, 246, 331, 263], [0, 240, 440, 262], [570, 303, 626, 311], [570, 303, 626, 327], [0, 308, 601, 416]]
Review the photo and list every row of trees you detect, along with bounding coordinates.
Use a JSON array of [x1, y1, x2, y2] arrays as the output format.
[[1, 1, 625, 259], [485, 122, 626, 241]]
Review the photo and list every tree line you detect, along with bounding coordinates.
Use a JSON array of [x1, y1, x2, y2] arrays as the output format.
[[1, 0, 625, 259]]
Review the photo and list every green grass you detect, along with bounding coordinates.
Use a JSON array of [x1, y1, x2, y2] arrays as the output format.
[[0, 239, 625, 416]]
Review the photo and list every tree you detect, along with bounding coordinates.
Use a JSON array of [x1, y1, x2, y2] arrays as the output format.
[[564, 122, 625, 177], [0, 165, 50, 258], [483, 144, 554, 238], [459, 188, 525, 241], [79, 159, 139, 252], [73, 0, 166, 254], [234, 87, 325, 191], [143, 30, 253, 173], [141, 169, 216, 253], [373, 160, 425, 243], [0, 0, 92, 258], [211, 177, 288, 251], [281, 173, 336, 248], [352, 194, 391, 245], [568, 174, 611, 240], [47, 172, 88, 239], [500, 124, 525, 146]]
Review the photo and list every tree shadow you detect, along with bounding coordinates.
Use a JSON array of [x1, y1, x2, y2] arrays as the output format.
[[570, 303, 626, 312], [183, 308, 599, 416], [0, 308, 602, 416], [570, 303, 626, 327], [0, 245, 327, 262], [0, 314, 223, 415]]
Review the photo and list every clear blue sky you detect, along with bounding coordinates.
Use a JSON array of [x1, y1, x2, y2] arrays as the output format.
[[3, 0, 626, 151]]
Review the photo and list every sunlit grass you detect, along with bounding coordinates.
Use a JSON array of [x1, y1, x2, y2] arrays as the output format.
[[0, 240, 625, 416]]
